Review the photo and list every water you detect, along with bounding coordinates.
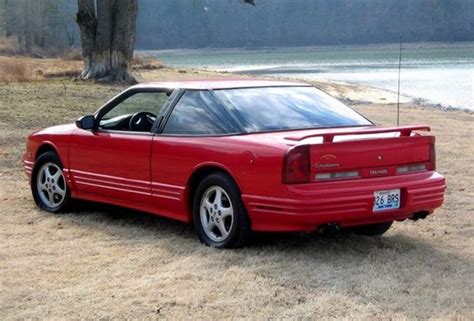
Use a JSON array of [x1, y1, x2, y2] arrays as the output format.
[[144, 44, 474, 110]]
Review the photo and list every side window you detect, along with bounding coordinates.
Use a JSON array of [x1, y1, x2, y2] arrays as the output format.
[[99, 91, 169, 132], [103, 92, 169, 120], [162, 91, 240, 135]]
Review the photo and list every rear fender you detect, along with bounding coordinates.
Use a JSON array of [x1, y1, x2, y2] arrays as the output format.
[[185, 162, 242, 221]]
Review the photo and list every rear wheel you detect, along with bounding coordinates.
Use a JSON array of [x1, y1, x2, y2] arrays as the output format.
[[351, 221, 393, 236], [193, 172, 250, 248], [31, 152, 70, 213]]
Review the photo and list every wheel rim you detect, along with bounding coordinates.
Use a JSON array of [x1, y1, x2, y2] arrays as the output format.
[[200, 186, 234, 242], [36, 162, 67, 209]]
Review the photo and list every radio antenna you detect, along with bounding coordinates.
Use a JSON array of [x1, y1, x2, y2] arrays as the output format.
[[396, 35, 403, 126]]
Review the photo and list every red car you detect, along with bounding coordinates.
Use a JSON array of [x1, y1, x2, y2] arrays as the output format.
[[23, 80, 446, 248]]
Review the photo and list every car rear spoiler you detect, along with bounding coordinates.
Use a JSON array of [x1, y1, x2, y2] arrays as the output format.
[[285, 125, 431, 143]]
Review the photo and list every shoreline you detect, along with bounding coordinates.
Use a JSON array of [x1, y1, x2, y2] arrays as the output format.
[[177, 67, 474, 114], [133, 58, 474, 115], [0, 54, 471, 114], [306, 78, 474, 114], [139, 44, 474, 112], [139, 41, 474, 54]]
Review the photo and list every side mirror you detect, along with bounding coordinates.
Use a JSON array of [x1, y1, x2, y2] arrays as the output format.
[[76, 115, 96, 130]]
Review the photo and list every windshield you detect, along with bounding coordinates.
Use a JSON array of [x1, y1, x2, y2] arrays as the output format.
[[214, 86, 372, 133]]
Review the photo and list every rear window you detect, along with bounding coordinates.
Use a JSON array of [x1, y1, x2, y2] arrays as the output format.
[[214, 86, 372, 132]]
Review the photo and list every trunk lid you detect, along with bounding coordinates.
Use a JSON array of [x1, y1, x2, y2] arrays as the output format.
[[310, 136, 432, 179], [281, 125, 434, 182]]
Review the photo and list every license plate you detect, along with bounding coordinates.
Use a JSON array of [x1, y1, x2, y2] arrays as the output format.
[[373, 189, 401, 212]]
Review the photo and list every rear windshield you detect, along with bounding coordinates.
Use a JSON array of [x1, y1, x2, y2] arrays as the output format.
[[214, 86, 372, 133]]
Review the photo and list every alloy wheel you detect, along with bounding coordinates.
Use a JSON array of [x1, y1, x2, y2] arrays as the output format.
[[200, 185, 234, 242], [36, 162, 67, 209]]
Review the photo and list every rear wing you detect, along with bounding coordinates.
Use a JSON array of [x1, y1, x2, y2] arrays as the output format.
[[285, 125, 431, 143]]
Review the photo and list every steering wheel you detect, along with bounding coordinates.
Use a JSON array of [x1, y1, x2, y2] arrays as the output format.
[[129, 112, 156, 132]]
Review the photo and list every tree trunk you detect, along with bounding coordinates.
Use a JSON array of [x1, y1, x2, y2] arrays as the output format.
[[0, 0, 6, 37], [23, 0, 32, 54], [76, 0, 138, 83]]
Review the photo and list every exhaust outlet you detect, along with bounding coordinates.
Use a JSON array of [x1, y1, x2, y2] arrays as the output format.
[[410, 211, 430, 221], [317, 223, 340, 236]]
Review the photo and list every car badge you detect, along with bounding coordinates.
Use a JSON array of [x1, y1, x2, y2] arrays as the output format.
[[370, 168, 388, 176], [315, 154, 340, 168]]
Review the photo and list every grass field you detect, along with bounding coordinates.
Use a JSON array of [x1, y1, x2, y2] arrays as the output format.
[[0, 58, 473, 320]]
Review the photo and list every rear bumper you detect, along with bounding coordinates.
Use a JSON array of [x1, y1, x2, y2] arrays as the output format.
[[242, 171, 446, 232]]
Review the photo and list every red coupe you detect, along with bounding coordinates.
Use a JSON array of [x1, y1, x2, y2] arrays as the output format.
[[23, 80, 446, 248]]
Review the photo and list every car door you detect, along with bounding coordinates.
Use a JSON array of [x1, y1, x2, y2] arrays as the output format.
[[69, 90, 171, 206]]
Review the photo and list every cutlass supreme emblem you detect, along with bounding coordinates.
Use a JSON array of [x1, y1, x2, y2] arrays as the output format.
[[370, 168, 388, 176], [315, 154, 340, 169]]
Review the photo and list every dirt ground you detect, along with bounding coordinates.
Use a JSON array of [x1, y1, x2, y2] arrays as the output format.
[[0, 61, 473, 320]]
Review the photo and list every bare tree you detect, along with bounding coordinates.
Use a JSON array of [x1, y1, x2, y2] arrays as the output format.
[[76, 0, 138, 83], [22, 0, 32, 54], [75, 0, 255, 83], [2, 0, 67, 55], [0, 0, 6, 37], [63, 23, 78, 49]]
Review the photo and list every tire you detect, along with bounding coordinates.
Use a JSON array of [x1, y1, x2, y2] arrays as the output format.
[[351, 221, 393, 236], [31, 151, 70, 213], [192, 172, 251, 249]]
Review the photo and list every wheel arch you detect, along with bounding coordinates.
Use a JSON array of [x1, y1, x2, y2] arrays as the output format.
[[35, 142, 60, 160], [185, 163, 243, 221], [34, 142, 68, 177]]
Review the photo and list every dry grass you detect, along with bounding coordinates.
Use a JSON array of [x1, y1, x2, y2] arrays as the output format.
[[0, 38, 21, 56], [0, 60, 31, 82], [60, 49, 83, 61], [0, 58, 473, 320], [133, 54, 165, 70], [0, 56, 83, 83], [0, 55, 167, 84], [42, 69, 81, 79]]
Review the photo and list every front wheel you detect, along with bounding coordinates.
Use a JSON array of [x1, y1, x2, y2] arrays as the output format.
[[31, 151, 70, 213], [193, 172, 251, 249]]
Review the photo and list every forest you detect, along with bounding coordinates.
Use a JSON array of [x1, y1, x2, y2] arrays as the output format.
[[0, 0, 473, 53], [137, 0, 474, 49]]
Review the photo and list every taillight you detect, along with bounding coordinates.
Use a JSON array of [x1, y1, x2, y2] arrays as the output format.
[[396, 164, 427, 174], [429, 141, 436, 171], [315, 170, 359, 181], [282, 145, 310, 184]]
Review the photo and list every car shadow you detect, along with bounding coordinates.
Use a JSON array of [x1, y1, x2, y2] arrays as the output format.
[[66, 199, 382, 248], [52, 200, 472, 318], [63, 199, 458, 256]]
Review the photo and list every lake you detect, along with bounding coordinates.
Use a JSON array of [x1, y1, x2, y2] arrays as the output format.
[[145, 43, 474, 111]]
